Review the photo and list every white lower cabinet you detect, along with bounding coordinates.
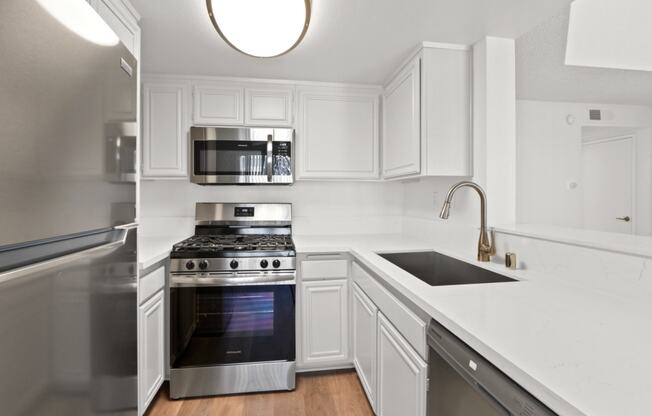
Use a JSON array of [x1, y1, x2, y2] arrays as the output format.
[[139, 289, 165, 414], [300, 279, 349, 367], [377, 313, 428, 416], [352, 283, 378, 411]]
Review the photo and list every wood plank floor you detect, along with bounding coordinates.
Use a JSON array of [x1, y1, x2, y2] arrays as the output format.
[[146, 370, 374, 416]]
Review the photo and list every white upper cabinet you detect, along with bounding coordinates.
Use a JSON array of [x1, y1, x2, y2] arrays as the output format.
[[193, 84, 294, 127], [245, 86, 294, 126], [296, 87, 380, 179], [420, 45, 472, 176], [193, 84, 244, 125], [382, 43, 472, 179], [382, 58, 421, 178], [142, 81, 189, 178]]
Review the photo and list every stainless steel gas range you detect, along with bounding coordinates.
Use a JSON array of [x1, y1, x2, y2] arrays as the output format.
[[168, 203, 296, 399]]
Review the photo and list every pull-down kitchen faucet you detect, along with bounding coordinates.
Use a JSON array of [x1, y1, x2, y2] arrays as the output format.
[[439, 181, 495, 262]]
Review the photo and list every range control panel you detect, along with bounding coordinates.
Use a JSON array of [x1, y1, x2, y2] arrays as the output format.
[[234, 206, 255, 217]]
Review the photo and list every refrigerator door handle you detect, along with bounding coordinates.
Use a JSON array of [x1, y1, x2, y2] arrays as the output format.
[[114, 222, 138, 230], [0, 228, 131, 286]]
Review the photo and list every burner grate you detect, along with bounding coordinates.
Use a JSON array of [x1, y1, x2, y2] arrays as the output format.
[[172, 234, 295, 255]]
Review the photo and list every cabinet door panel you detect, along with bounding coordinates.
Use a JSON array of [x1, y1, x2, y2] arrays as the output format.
[[352, 283, 378, 410], [300, 279, 349, 365], [193, 85, 244, 125], [142, 83, 188, 177], [139, 290, 165, 414], [382, 59, 421, 178], [245, 87, 293, 126], [297, 88, 379, 179], [377, 313, 427, 416], [421, 47, 471, 176]]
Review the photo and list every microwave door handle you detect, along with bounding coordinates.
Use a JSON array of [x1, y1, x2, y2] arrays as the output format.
[[266, 134, 273, 182]]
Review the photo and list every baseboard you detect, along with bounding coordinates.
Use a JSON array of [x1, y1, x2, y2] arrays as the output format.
[[296, 363, 355, 373]]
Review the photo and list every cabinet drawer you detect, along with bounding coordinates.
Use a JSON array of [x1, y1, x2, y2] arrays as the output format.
[[352, 262, 427, 359], [300, 258, 349, 281], [139, 266, 165, 305]]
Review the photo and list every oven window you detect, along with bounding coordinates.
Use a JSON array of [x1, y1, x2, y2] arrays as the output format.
[[194, 141, 268, 176], [170, 285, 295, 368], [195, 291, 274, 338]]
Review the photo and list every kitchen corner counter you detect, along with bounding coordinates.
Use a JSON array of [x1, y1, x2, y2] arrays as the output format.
[[138, 234, 190, 272], [294, 233, 652, 416]]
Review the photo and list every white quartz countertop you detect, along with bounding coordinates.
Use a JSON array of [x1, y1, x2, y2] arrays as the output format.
[[138, 234, 191, 271], [294, 234, 652, 416]]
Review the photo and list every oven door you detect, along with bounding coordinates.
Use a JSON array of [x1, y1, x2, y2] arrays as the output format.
[[170, 283, 295, 369], [191, 137, 293, 185]]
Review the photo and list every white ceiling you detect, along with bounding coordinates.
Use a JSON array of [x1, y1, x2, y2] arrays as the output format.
[[516, 9, 652, 106], [132, 0, 572, 84]]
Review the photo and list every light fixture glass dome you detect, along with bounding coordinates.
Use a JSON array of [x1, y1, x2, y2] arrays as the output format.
[[207, 0, 311, 58]]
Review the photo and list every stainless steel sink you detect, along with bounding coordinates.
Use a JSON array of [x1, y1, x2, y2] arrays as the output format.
[[378, 251, 516, 286]]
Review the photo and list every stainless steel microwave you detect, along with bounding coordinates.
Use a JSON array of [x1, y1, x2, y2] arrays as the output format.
[[190, 126, 293, 185]]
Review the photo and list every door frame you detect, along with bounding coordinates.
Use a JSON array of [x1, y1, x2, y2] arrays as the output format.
[[581, 134, 637, 233]]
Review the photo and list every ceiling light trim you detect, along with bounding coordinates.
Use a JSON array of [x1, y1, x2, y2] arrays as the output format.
[[206, 0, 311, 59]]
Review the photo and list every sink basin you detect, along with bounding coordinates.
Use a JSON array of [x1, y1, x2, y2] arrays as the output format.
[[378, 251, 516, 286]]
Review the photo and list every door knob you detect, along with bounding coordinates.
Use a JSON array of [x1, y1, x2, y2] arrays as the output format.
[[616, 216, 631, 222]]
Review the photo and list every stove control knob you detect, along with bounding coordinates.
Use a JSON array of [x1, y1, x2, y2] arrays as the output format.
[[185, 261, 195, 270], [198, 260, 209, 270], [230, 260, 239, 269], [272, 259, 281, 269], [260, 259, 269, 268]]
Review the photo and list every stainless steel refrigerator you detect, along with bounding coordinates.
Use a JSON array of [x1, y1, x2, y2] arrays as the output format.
[[0, 1, 138, 415]]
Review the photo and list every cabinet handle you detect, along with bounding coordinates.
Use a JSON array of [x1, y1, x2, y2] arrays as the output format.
[[616, 216, 631, 222]]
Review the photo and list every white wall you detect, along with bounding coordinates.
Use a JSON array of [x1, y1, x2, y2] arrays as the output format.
[[140, 180, 404, 236], [516, 100, 652, 235]]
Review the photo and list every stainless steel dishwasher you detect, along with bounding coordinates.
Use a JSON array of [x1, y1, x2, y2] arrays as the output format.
[[427, 320, 557, 416]]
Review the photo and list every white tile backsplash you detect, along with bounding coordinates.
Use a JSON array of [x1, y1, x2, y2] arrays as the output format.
[[141, 177, 652, 303], [140, 180, 405, 235]]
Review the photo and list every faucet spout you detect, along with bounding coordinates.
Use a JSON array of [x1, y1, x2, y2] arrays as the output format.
[[439, 181, 495, 262]]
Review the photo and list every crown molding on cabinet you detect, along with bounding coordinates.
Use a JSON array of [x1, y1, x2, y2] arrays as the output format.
[[383, 41, 471, 86], [142, 73, 382, 92]]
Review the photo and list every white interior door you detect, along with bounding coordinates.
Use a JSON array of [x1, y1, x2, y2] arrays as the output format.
[[581, 136, 634, 234]]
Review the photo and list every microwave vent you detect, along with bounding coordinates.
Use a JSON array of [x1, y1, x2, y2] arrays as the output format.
[[589, 109, 602, 121]]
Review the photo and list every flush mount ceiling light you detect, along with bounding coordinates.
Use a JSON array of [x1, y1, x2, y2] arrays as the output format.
[[36, 0, 119, 46], [206, 0, 311, 58]]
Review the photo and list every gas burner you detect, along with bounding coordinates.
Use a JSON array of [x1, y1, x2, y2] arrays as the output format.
[[169, 203, 295, 273], [172, 234, 295, 257]]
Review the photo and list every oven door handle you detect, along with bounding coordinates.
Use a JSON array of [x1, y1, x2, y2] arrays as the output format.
[[266, 134, 273, 182], [170, 272, 296, 287]]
